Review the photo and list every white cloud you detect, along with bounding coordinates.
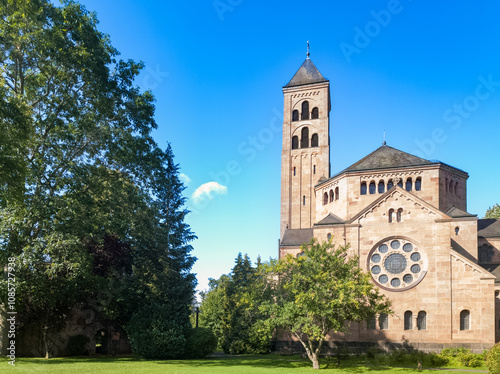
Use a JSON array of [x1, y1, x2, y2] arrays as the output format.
[[179, 173, 191, 185], [192, 182, 228, 203]]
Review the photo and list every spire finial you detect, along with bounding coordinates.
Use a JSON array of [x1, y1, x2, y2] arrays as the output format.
[[306, 41, 310, 59], [383, 130, 386, 146]]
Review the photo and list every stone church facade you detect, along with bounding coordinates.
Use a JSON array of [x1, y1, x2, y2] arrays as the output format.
[[278, 55, 500, 352]]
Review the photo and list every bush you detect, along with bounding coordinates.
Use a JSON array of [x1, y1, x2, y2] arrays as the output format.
[[440, 347, 470, 357], [458, 353, 483, 368], [126, 303, 188, 359], [67, 334, 90, 356], [486, 343, 500, 374], [184, 327, 218, 358], [366, 346, 381, 359]]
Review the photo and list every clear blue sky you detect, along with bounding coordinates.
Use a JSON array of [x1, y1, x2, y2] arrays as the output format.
[[78, 0, 500, 295]]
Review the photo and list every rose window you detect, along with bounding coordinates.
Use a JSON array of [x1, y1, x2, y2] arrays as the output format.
[[368, 238, 427, 291]]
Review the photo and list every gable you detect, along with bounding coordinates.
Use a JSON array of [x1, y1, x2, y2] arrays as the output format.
[[349, 186, 450, 224]]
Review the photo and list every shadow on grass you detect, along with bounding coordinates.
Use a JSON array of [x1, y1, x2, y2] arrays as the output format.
[[12, 354, 427, 372]]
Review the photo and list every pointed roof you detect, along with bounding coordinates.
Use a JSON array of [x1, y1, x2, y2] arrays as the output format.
[[285, 58, 328, 88], [315, 213, 345, 226], [344, 145, 435, 173], [445, 206, 477, 219]]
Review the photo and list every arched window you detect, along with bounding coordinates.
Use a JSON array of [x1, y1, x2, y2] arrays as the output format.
[[327, 233, 332, 241], [417, 311, 427, 330], [311, 107, 319, 119], [313, 165, 316, 174], [387, 180, 394, 190], [292, 109, 299, 122], [301, 127, 309, 148], [397, 208, 403, 222], [303, 195, 306, 206], [445, 178, 449, 192], [361, 182, 367, 195], [397, 179, 403, 188], [379, 313, 389, 330], [454, 182, 458, 195], [415, 177, 422, 191], [301, 101, 309, 120], [335, 187, 339, 200], [449, 180, 454, 193], [460, 310, 470, 330], [404, 311, 413, 330], [311, 133, 319, 147], [369, 181, 376, 194], [389, 209, 394, 223], [455, 226, 459, 235], [293, 167, 296, 176], [406, 178, 412, 192], [323, 192, 328, 206], [378, 180, 385, 194], [329, 190, 334, 203], [292, 136, 299, 149]]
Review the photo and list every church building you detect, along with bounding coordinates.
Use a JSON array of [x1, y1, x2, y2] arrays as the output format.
[[278, 53, 500, 352]]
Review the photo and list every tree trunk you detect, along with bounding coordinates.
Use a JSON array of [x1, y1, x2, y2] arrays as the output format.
[[42, 326, 49, 359], [312, 352, 320, 369]]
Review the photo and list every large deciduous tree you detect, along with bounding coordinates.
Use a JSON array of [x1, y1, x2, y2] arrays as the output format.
[[263, 240, 391, 370], [0, 0, 196, 358]]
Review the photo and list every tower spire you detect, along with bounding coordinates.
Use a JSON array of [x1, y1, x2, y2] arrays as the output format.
[[307, 41, 310, 59], [383, 130, 386, 146]]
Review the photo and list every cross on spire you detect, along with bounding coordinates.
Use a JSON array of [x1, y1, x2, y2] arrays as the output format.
[[307, 41, 310, 58]]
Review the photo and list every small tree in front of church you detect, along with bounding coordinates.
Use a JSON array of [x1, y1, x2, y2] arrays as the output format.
[[485, 204, 500, 219], [261, 239, 391, 370]]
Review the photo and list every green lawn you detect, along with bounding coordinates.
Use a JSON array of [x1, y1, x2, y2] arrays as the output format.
[[0, 354, 488, 373]]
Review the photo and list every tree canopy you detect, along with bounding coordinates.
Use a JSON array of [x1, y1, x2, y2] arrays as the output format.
[[0, 0, 196, 357], [485, 204, 500, 219], [262, 240, 391, 370]]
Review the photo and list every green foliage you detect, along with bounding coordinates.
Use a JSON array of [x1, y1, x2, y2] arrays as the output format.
[[126, 303, 189, 359], [485, 204, 500, 219], [458, 353, 483, 367], [184, 327, 218, 359], [486, 343, 500, 374], [67, 334, 90, 356], [262, 239, 391, 369], [0, 0, 196, 358], [440, 347, 470, 357], [200, 254, 273, 354]]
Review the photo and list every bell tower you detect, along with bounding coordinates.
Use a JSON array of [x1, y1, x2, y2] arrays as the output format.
[[280, 51, 331, 239]]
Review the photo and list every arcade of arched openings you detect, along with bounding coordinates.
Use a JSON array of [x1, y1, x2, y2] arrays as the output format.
[[361, 177, 422, 195]]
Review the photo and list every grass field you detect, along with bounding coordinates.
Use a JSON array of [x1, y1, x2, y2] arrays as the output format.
[[0, 354, 489, 374]]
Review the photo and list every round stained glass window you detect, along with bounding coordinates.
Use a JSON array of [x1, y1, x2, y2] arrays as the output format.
[[391, 278, 401, 287], [411, 264, 421, 273], [403, 243, 413, 252], [403, 274, 413, 283], [391, 240, 400, 250], [410, 252, 421, 262], [384, 254, 407, 274], [368, 238, 427, 292]]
